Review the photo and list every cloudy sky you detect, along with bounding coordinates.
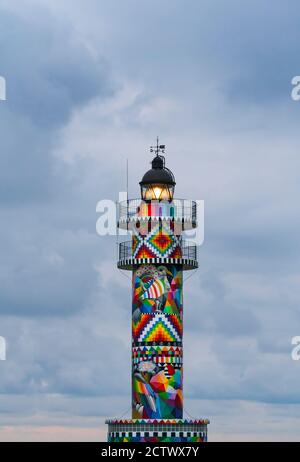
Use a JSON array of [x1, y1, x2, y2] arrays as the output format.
[[0, 0, 300, 441]]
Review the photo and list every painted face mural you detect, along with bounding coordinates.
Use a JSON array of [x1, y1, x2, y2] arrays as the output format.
[[132, 264, 183, 419]]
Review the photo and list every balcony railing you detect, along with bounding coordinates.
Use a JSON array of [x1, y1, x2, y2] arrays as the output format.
[[117, 199, 197, 230], [118, 240, 198, 270]]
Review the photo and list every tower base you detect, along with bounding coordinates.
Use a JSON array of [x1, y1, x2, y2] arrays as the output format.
[[106, 419, 209, 443]]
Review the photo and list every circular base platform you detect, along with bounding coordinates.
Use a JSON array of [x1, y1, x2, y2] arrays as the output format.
[[118, 257, 198, 271], [106, 419, 209, 443]]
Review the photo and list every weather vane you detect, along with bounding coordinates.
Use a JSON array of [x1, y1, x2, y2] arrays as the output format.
[[150, 136, 165, 156]]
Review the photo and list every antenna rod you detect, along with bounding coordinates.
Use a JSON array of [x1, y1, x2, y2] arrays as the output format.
[[126, 158, 129, 230]]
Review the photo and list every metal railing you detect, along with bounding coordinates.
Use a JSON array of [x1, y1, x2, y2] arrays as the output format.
[[117, 199, 197, 226], [118, 240, 197, 261]]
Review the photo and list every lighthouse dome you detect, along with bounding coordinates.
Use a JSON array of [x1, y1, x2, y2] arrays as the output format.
[[140, 155, 176, 186]]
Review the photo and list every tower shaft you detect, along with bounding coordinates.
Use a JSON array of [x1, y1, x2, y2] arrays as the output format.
[[132, 261, 183, 419]]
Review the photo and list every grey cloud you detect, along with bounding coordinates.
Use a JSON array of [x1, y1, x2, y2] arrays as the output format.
[[0, 6, 114, 204], [0, 7, 113, 128]]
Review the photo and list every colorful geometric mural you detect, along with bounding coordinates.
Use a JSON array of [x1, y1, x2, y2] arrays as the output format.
[[132, 264, 182, 322], [132, 264, 183, 419], [132, 222, 182, 259], [133, 312, 181, 343], [132, 361, 183, 419]]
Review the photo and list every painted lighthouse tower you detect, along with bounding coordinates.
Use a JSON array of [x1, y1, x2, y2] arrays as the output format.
[[106, 141, 209, 442]]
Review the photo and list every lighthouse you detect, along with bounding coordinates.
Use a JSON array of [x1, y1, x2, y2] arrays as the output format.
[[106, 141, 209, 442]]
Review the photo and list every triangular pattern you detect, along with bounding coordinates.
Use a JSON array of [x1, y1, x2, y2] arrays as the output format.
[[135, 245, 157, 259], [137, 313, 181, 342], [133, 345, 182, 356], [168, 245, 182, 259]]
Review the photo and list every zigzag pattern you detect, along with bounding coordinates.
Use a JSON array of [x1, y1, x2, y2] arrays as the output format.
[[133, 314, 153, 340], [132, 235, 139, 255], [168, 314, 182, 337], [135, 245, 157, 259]]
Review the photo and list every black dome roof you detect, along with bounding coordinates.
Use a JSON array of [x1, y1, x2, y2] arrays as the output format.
[[140, 155, 176, 186]]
